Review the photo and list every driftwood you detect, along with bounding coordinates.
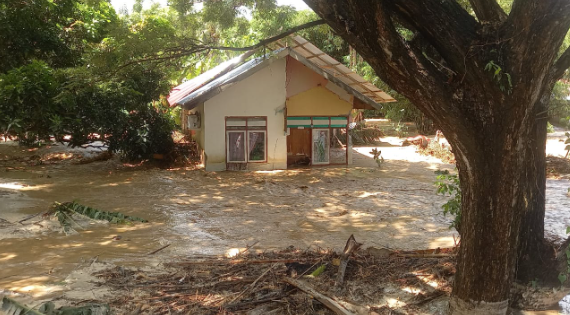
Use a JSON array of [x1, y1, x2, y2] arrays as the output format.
[[336, 234, 362, 287], [284, 277, 356, 315]]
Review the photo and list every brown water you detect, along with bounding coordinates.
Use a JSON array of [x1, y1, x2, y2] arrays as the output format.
[[0, 141, 569, 313]]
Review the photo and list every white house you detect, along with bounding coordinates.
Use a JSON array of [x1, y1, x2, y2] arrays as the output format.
[[168, 36, 395, 171]]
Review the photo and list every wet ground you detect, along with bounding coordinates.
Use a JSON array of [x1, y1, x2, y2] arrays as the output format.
[[1, 130, 570, 313]]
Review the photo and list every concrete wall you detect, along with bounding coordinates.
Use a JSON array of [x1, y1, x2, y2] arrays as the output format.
[[286, 57, 353, 117], [203, 58, 287, 171], [286, 56, 327, 98], [286, 86, 353, 116]]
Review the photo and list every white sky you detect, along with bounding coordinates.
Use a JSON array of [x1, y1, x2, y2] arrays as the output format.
[[110, 0, 310, 14]]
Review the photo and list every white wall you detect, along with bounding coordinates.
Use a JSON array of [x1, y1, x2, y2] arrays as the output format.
[[203, 58, 287, 171]]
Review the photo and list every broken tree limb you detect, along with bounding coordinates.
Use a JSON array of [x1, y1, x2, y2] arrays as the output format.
[[18, 211, 44, 224], [226, 264, 276, 304], [396, 253, 453, 258], [336, 234, 362, 287], [283, 277, 356, 315], [171, 258, 321, 266], [147, 244, 170, 255]]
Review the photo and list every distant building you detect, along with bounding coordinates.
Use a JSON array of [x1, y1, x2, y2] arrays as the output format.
[[168, 36, 395, 171]]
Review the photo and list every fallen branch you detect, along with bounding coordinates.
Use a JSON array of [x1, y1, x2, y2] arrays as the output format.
[[224, 292, 289, 310], [410, 291, 446, 306], [336, 234, 362, 287], [147, 244, 171, 255], [18, 212, 44, 224], [284, 278, 356, 315], [226, 264, 275, 304], [172, 258, 322, 266], [396, 253, 453, 258]]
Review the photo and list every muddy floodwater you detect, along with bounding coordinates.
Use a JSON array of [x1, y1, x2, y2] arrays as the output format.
[[1, 135, 570, 313]]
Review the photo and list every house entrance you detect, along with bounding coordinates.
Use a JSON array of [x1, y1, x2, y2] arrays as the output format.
[[286, 128, 311, 166], [286, 116, 348, 167]]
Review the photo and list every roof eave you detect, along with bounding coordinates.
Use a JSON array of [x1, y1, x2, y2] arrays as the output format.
[[286, 48, 390, 110], [177, 49, 290, 110]]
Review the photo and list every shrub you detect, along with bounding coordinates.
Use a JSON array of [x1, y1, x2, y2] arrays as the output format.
[[435, 170, 461, 233]]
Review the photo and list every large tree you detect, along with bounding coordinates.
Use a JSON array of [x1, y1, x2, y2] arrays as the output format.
[[302, 0, 570, 314]]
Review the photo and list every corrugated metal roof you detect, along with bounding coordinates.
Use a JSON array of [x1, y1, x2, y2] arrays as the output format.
[[170, 35, 395, 110], [167, 50, 255, 106], [280, 36, 395, 104], [175, 48, 289, 110]]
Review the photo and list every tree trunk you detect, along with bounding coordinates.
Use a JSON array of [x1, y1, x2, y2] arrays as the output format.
[[449, 119, 531, 314], [301, 1, 570, 314]]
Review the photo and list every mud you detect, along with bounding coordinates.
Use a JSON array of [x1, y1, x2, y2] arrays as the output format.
[[0, 131, 569, 313]]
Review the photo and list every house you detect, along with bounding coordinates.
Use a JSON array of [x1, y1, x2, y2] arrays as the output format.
[[168, 36, 395, 171]]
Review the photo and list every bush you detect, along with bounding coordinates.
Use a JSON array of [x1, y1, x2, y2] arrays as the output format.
[[0, 61, 64, 143], [0, 62, 176, 161], [108, 105, 175, 161]]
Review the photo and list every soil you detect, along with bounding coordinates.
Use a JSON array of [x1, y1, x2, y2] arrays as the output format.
[[0, 126, 569, 314]]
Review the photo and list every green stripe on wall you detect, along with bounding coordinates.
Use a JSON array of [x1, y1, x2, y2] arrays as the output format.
[[312, 117, 329, 120], [330, 124, 347, 128], [287, 117, 311, 120], [330, 117, 348, 120]]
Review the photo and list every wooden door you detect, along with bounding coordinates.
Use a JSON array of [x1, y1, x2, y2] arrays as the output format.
[[287, 128, 311, 166]]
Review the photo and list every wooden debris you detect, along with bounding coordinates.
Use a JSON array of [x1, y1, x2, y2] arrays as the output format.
[[172, 258, 322, 266], [147, 244, 170, 255], [90, 245, 455, 315], [284, 277, 356, 315], [336, 234, 362, 287], [18, 211, 44, 224], [232, 240, 259, 258]]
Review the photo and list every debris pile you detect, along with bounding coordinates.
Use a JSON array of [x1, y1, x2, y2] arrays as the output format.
[[94, 239, 455, 314]]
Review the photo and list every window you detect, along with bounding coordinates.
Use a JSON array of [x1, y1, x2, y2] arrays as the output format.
[[226, 117, 267, 163]]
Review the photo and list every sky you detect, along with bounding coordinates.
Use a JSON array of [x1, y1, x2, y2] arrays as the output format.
[[110, 0, 311, 14]]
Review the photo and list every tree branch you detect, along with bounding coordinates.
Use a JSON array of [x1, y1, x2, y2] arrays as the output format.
[[550, 46, 570, 82], [111, 19, 325, 73], [208, 19, 325, 52], [468, 0, 507, 23], [388, 0, 478, 73], [303, 0, 454, 121]]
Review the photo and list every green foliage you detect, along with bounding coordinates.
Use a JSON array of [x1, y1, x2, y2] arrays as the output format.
[[2, 297, 45, 315], [547, 121, 555, 133], [393, 121, 409, 138], [2, 297, 110, 315], [50, 201, 147, 234], [435, 170, 462, 232], [0, 61, 64, 143], [350, 60, 435, 134], [108, 103, 176, 161], [0, 0, 117, 72], [484, 60, 513, 94], [548, 81, 570, 125], [369, 148, 384, 168], [558, 227, 570, 285], [565, 132, 570, 158]]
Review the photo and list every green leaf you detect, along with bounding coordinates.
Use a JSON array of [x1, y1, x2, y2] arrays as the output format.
[[558, 273, 567, 284], [1, 297, 44, 315], [310, 264, 326, 277]]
